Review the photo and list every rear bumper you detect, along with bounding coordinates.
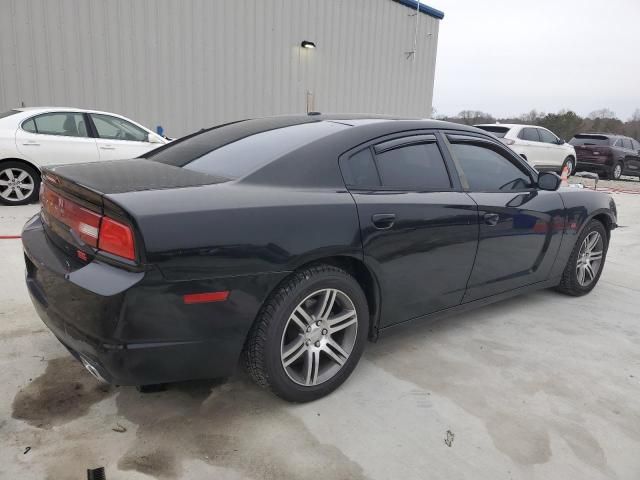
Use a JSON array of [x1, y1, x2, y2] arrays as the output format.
[[22, 214, 284, 385], [575, 157, 612, 174]]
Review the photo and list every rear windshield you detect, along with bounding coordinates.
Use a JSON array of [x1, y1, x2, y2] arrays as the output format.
[[570, 135, 612, 146], [0, 110, 19, 120], [475, 126, 510, 138], [148, 120, 347, 179]]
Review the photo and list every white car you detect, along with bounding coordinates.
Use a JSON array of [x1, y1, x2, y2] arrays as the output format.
[[0, 107, 169, 205], [475, 124, 577, 176]]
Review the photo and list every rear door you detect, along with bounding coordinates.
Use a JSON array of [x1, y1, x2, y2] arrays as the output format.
[[15, 112, 99, 166], [340, 132, 478, 326], [89, 113, 158, 160], [445, 134, 565, 301]]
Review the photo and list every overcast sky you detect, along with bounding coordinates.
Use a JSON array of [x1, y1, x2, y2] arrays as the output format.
[[429, 0, 640, 120]]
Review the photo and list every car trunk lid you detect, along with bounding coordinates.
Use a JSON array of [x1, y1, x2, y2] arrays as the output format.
[[40, 159, 229, 267]]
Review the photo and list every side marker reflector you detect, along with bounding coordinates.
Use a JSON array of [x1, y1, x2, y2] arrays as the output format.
[[183, 291, 229, 304]]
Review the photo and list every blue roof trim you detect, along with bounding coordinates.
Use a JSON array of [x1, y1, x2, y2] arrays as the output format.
[[392, 0, 444, 20]]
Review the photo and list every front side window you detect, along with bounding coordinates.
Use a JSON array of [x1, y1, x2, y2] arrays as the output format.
[[632, 140, 640, 151], [614, 138, 623, 147], [520, 128, 540, 142], [450, 142, 533, 191], [622, 138, 633, 149], [374, 142, 451, 190], [23, 112, 88, 137], [91, 114, 148, 142], [538, 129, 558, 144]]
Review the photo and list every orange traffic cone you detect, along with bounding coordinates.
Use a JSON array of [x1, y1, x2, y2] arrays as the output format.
[[560, 165, 569, 186]]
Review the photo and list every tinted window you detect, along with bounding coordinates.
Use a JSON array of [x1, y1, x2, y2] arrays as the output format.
[[185, 122, 347, 179], [450, 143, 532, 191], [538, 129, 558, 143], [520, 128, 540, 142], [22, 118, 36, 133], [91, 114, 148, 142], [570, 135, 611, 146], [375, 142, 451, 190], [26, 113, 89, 137], [622, 138, 633, 149], [633, 140, 640, 150], [614, 138, 623, 147], [475, 126, 510, 138], [0, 110, 19, 119], [341, 148, 380, 187]]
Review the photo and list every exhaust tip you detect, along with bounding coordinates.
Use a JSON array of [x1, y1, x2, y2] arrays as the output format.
[[79, 356, 108, 384]]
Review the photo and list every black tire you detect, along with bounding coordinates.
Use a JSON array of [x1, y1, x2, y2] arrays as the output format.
[[556, 220, 608, 296], [244, 264, 369, 402], [0, 161, 41, 205], [561, 156, 575, 176], [611, 161, 623, 181]]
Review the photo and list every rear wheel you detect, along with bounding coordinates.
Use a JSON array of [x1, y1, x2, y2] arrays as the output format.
[[556, 220, 608, 296], [245, 264, 368, 402], [0, 161, 40, 205]]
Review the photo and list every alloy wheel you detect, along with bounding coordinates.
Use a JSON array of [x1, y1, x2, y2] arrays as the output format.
[[566, 160, 573, 175], [280, 288, 358, 386], [0, 167, 35, 202], [576, 231, 604, 287]]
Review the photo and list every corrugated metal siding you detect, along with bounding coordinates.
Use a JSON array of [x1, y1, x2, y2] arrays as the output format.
[[0, 0, 439, 137]]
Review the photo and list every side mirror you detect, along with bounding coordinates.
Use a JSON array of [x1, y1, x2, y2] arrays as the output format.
[[557, 138, 565, 145], [537, 172, 561, 191], [148, 132, 163, 144]]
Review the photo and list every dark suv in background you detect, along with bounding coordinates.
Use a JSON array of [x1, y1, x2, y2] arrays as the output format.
[[570, 133, 640, 180]]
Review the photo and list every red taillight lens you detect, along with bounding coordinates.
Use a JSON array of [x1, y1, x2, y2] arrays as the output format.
[[41, 183, 136, 261], [98, 217, 135, 260], [41, 184, 101, 247]]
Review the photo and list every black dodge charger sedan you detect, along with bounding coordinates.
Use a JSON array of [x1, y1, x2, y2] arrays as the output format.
[[23, 114, 617, 402]]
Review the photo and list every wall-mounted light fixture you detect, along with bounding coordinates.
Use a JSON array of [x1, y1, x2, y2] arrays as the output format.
[[301, 40, 316, 49]]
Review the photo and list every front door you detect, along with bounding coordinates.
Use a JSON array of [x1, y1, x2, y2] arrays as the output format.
[[340, 133, 479, 327], [446, 134, 565, 301], [15, 112, 99, 166]]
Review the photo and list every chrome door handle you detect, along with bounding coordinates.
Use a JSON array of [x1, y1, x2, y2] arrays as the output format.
[[484, 213, 500, 226], [100, 146, 116, 150]]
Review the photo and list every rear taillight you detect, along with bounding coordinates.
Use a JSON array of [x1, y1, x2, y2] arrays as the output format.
[[98, 217, 135, 260], [41, 184, 136, 261]]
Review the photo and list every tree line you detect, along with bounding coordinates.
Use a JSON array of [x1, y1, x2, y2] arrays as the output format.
[[434, 108, 640, 142]]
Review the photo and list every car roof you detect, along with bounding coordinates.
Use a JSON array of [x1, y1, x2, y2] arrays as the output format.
[[14, 106, 127, 116]]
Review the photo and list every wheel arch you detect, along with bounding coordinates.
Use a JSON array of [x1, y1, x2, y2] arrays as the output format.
[[0, 157, 41, 173], [253, 255, 382, 343]]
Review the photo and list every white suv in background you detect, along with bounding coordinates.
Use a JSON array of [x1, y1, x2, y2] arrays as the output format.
[[475, 124, 577, 175], [0, 107, 168, 205]]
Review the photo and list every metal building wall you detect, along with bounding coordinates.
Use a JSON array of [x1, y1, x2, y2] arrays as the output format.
[[0, 0, 440, 137]]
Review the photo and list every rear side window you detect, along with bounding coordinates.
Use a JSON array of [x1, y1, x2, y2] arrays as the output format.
[[519, 128, 540, 142], [184, 122, 347, 179], [450, 142, 532, 191], [633, 140, 640, 150], [23, 113, 89, 138], [475, 126, 510, 138], [375, 143, 451, 190], [622, 138, 633, 149], [341, 148, 380, 187], [570, 135, 611, 146]]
